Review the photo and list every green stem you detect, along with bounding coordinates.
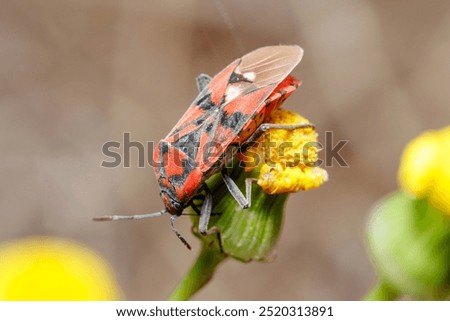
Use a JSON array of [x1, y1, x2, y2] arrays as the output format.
[[168, 245, 227, 300], [364, 281, 399, 301]]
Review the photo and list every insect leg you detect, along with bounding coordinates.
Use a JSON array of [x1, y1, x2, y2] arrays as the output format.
[[244, 177, 258, 208], [198, 187, 213, 234], [189, 200, 202, 215], [245, 123, 316, 146], [188, 198, 221, 217], [196, 73, 212, 92], [260, 123, 315, 131], [221, 168, 250, 209], [198, 185, 224, 253]]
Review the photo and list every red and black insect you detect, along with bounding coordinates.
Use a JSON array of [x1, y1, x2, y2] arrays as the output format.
[[96, 45, 312, 249]]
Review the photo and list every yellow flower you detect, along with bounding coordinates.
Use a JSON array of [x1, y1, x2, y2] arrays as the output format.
[[244, 109, 328, 194], [398, 126, 450, 214], [0, 236, 122, 300]]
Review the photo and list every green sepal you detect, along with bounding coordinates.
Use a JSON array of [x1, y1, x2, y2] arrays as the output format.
[[366, 191, 450, 299], [190, 162, 288, 262]]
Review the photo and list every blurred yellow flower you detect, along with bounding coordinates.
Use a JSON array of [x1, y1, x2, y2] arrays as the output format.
[[0, 236, 122, 300], [244, 109, 328, 194], [398, 126, 450, 214]]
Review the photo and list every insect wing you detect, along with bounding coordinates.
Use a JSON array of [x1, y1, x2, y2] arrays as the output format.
[[167, 46, 303, 139], [165, 45, 303, 172], [199, 46, 303, 171]]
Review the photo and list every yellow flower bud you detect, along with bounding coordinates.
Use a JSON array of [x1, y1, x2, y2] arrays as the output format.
[[398, 126, 450, 214]]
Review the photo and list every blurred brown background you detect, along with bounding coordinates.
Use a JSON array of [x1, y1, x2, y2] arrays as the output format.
[[1, 0, 450, 300]]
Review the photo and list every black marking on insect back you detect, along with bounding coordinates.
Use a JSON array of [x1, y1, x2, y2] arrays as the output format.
[[220, 111, 245, 130], [156, 141, 170, 177], [205, 122, 214, 133], [229, 71, 253, 84], [195, 118, 204, 126], [159, 140, 169, 155], [168, 157, 198, 188], [182, 157, 198, 177], [171, 130, 202, 160], [169, 92, 220, 137], [195, 92, 216, 111], [219, 95, 226, 105]]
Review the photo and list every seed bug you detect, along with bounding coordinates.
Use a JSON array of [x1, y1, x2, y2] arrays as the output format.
[[95, 45, 313, 249]]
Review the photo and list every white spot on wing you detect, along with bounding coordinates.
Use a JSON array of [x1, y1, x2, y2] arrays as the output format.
[[225, 84, 242, 102], [222, 46, 303, 106], [243, 72, 256, 82], [236, 45, 303, 88]]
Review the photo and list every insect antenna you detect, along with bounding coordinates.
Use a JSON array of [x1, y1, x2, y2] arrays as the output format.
[[94, 210, 192, 249], [93, 210, 168, 221], [170, 215, 192, 250]]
